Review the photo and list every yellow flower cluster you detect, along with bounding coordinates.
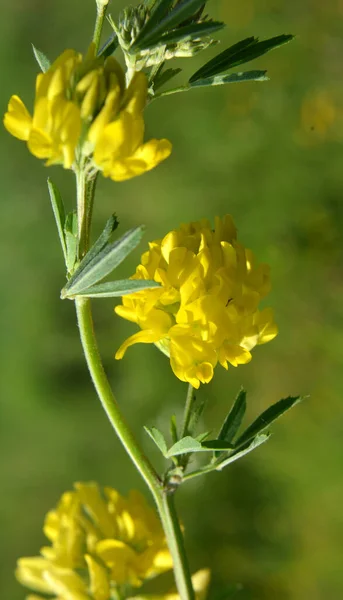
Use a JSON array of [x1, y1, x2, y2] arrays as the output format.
[[16, 482, 173, 599], [4, 47, 171, 180], [115, 215, 278, 388]]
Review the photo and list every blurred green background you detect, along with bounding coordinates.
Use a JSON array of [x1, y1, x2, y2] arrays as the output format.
[[1, 0, 343, 598]]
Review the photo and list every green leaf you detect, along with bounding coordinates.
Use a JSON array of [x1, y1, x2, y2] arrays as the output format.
[[215, 389, 246, 458], [187, 395, 206, 435], [66, 214, 119, 286], [151, 67, 182, 92], [189, 34, 294, 82], [166, 436, 203, 457], [63, 225, 144, 296], [64, 212, 78, 274], [98, 32, 119, 58], [148, 19, 225, 48], [201, 439, 234, 450], [132, 0, 174, 49], [166, 435, 232, 457], [189, 69, 268, 88], [216, 433, 270, 471], [47, 178, 67, 265], [132, 0, 206, 51], [235, 396, 302, 448], [195, 431, 211, 443], [64, 279, 159, 299], [32, 44, 51, 72], [170, 415, 178, 444], [144, 426, 168, 456]]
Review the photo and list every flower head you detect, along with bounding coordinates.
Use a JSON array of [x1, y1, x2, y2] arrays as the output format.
[[16, 482, 173, 599], [115, 215, 278, 388], [4, 47, 171, 179]]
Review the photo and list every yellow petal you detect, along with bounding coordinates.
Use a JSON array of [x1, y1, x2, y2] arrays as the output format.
[[16, 557, 54, 595], [3, 95, 32, 140], [115, 329, 163, 360], [85, 554, 110, 600], [106, 138, 172, 182]]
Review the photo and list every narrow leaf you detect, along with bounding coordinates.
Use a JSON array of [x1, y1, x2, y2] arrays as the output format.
[[195, 431, 211, 443], [235, 396, 302, 448], [170, 415, 178, 444], [201, 440, 234, 450], [190, 70, 268, 88], [64, 225, 144, 295], [98, 32, 119, 58], [132, 0, 206, 51], [47, 178, 67, 264], [152, 67, 182, 92], [189, 34, 294, 82], [144, 426, 168, 456], [32, 44, 51, 72], [216, 433, 270, 471], [188, 395, 206, 435], [64, 212, 78, 274], [148, 20, 224, 48], [65, 214, 119, 291], [132, 0, 174, 49], [63, 279, 159, 299], [215, 389, 247, 459]]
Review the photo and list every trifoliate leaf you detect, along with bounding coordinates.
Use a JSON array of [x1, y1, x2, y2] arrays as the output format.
[[63, 225, 143, 296], [189, 34, 294, 83], [47, 178, 67, 266], [144, 426, 168, 456], [235, 396, 303, 448], [32, 44, 51, 72], [216, 433, 270, 471], [189, 70, 269, 88], [64, 279, 159, 299]]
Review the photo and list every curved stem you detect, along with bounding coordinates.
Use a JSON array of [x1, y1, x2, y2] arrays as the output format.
[[75, 297, 196, 600], [74, 169, 195, 599], [75, 296, 162, 495]]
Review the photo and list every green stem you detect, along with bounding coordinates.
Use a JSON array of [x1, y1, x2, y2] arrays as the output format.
[[156, 494, 196, 600], [181, 383, 195, 438], [75, 296, 195, 599], [74, 172, 195, 600], [93, 1, 108, 53], [75, 296, 162, 495]]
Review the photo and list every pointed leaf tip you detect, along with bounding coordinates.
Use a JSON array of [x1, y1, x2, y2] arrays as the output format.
[[32, 44, 51, 72]]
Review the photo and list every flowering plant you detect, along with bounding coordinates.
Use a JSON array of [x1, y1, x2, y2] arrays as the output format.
[[4, 1, 300, 598]]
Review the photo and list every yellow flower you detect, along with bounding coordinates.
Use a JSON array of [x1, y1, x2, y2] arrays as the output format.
[[115, 215, 278, 388], [91, 72, 172, 181], [4, 48, 171, 179], [16, 483, 173, 600], [129, 569, 210, 600]]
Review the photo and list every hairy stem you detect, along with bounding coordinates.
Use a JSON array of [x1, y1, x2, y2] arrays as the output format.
[[93, 1, 108, 53]]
